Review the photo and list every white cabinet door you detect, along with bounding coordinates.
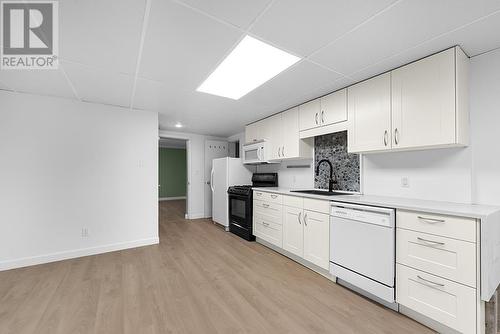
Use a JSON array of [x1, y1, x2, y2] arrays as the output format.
[[348, 73, 392, 153], [245, 122, 260, 144], [392, 48, 456, 149], [283, 206, 304, 257], [281, 107, 299, 159], [303, 210, 330, 270], [298, 99, 321, 131], [320, 89, 347, 126], [267, 113, 283, 160]]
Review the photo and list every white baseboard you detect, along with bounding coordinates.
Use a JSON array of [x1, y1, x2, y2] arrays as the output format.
[[186, 213, 205, 219], [0, 237, 159, 271], [159, 196, 186, 201]]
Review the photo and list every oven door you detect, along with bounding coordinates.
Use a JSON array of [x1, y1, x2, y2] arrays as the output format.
[[228, 193, 254, 240]]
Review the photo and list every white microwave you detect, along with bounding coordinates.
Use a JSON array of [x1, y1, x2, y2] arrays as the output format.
[[243, 140, 274, 164]]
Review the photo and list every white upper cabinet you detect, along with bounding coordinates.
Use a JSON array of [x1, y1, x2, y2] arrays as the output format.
[[245, 122, 260, 144], [392, 48, 460, 149], [298, 89, 348, 138], [348, 46, 469, 154], [320, 89, 347, 126], [348, 73, 392, 153], [268, 113, 283, 160], [298, 99, 321, 131]]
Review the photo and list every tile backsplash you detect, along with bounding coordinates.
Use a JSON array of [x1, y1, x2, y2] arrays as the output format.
[[314, 131, 360, 192]]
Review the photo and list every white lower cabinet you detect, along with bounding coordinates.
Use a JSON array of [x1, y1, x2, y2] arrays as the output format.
[[254, 192, 330, 271], [283, 206, 304, 257], [303, 210, 330, 269], [397, 264, 476, 334]]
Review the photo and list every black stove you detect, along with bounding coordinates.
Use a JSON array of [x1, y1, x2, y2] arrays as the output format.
[[227, 173, 278, 241]]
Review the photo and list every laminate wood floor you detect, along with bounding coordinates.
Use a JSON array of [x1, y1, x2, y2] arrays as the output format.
[[0, 200, 434, 334]]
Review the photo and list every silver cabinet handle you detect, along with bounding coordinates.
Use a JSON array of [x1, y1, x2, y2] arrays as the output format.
[[270, 194, 277, 199], [417, 275, 445, 288], [263, 222, 270, 227], [282, 146, 285, 157], [256, 192, 262, 196], [417, 216, 445, 224], [394, 128, 399, 145], [417, 237, 445, 246], [262, 203, 269, 208], [321, 110, 325, 123], [315, 112, 318, 125], [304, 213, 308, 226], [384, 130, 388, 146], [298, 211, 302, 224]]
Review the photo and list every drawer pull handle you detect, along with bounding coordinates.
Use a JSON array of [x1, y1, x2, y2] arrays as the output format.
[[417, 216, 445, 224], [263, 222, 270, 227], [271, 194, 277, 199], [417, 275, 445, 288], [256, 192, 262, 196], [417, 237, 445, 246], [262, 203, 269, 208]]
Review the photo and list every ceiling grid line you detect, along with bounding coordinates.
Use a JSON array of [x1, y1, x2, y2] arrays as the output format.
[[59, 63, 82, 100], [349, 7, 500, 79], [130, 0, 153, 110]]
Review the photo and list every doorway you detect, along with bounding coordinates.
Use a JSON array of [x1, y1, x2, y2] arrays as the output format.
[[159, 137, 189, 220]]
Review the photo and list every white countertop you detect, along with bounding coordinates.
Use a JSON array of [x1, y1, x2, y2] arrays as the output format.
[[253, 187, 500, 301], [252, 187, 500, 220]]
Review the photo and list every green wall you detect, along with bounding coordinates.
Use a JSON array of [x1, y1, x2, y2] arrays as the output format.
[[159, 148, 187, 198]]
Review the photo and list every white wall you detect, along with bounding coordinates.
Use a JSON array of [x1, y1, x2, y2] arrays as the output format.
[[159, 129, 227, 219], [0, 91, 159, 270], [470, 48, 500, 206]]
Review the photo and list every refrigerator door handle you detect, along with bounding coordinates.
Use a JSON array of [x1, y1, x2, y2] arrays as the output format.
[[210, 168, 215, 192]]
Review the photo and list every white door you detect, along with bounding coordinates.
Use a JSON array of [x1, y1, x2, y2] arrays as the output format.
[[348, 73, 392, 153], [268, 113, 283, 160], [204, 140, 228, 218], [391, 48, 456, 149], [282, 107, 299, 159], [298, 99, 321, 131], [283, 206, 304, 257], [320, 89, 347, 126], [303, 210, 330, 270]]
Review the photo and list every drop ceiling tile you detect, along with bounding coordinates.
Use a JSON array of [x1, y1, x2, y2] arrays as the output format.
[[348, 57, 405, 83], [250, 0, 397, 57], [139, 0, 242, 91], [60, 0, 145, 74], [240, 60, 342, 108], [311, 0, 500, 76], [177, 0, 272, 29], [391, 11, 500, 67], [0, 69, 76, 98], [62, 62, 134, 108]]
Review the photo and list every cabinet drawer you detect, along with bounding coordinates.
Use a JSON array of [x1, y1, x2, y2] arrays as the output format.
[[254, 214, 283, 248], [397, 210, 476, 242], [303, 198, 330, 214], [253, 200, 282, 221], [396, 229, 476, 287], [283, 195, 303, 208], [253, 191, 282, 204], [396, 264, 476, 334]]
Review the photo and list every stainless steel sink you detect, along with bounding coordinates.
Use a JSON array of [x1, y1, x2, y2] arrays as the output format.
[[290, 190, 350, 196]]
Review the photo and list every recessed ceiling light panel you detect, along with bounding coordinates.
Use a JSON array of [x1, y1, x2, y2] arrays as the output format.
[[197, 36, 301, 100]]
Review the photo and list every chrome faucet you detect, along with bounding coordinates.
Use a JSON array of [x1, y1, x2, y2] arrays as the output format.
[[316, 159, 337, 192]]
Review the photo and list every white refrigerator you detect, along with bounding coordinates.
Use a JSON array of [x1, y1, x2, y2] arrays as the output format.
[[211, 157, 252, 229]]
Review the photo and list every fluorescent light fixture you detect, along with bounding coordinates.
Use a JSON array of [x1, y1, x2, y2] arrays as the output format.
[[175, 122, 183, 128], [197, 35, 301, 100]]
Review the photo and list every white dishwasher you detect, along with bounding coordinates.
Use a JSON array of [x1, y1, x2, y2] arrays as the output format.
[[330, 202, 396, 305]]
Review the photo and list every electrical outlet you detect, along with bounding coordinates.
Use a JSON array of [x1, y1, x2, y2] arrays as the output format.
[[401, 177, 410, 188], [81, 228, 89, 238]]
